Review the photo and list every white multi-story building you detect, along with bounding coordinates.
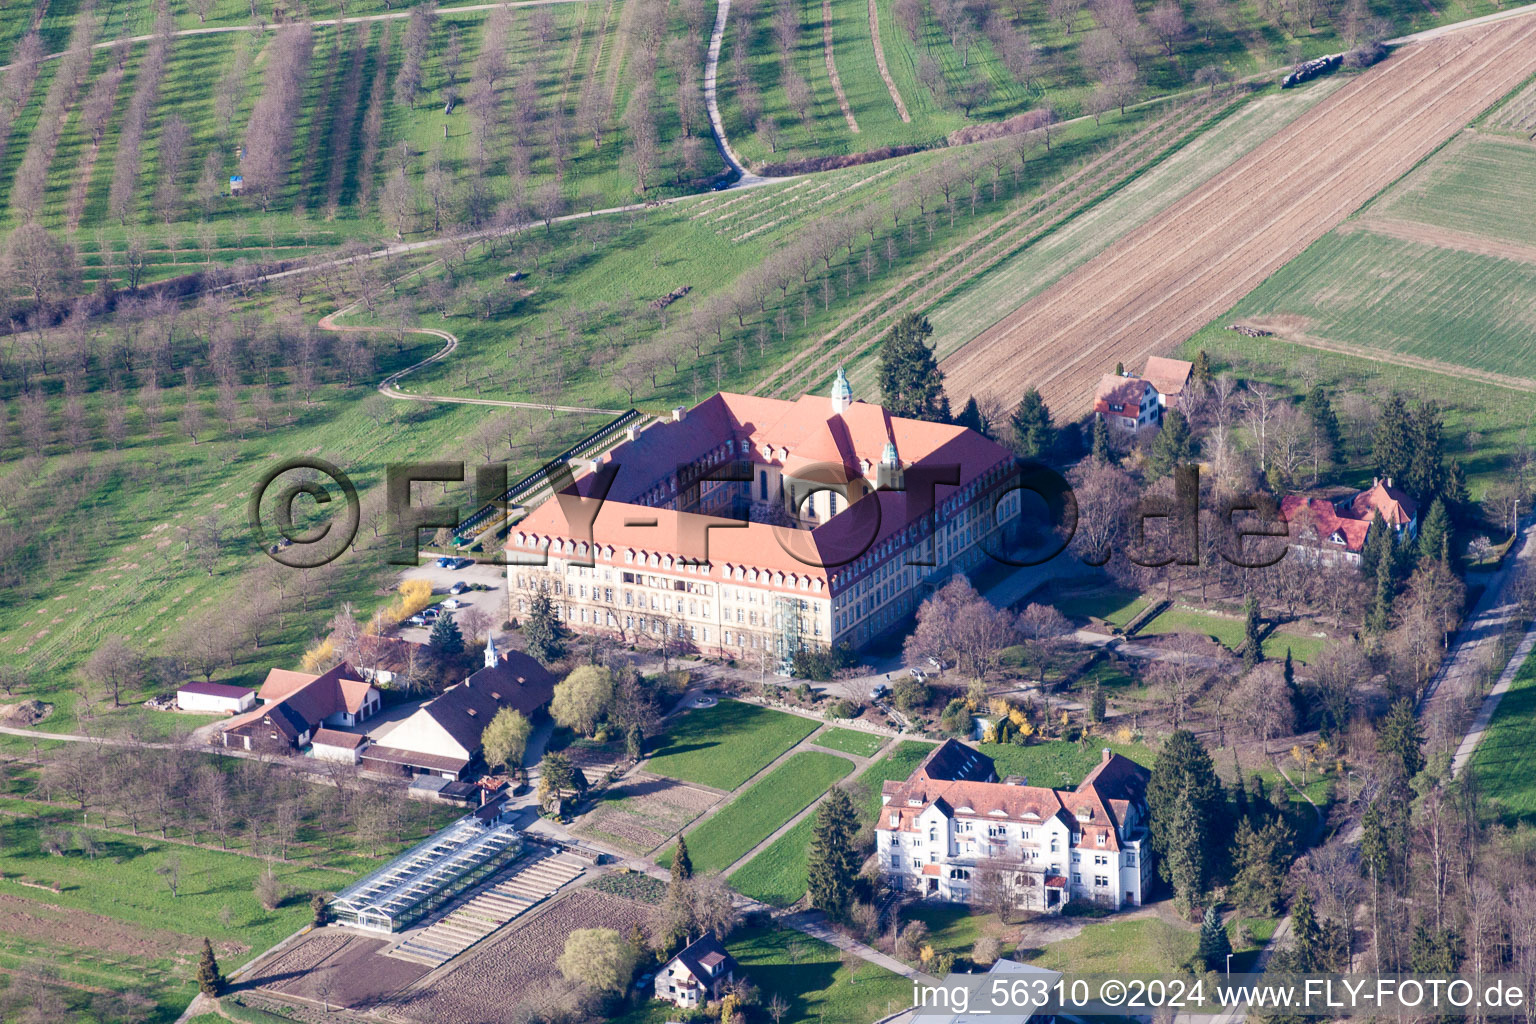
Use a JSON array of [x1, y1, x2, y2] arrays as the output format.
[[877, 741, 1154, 913], [507, 372, 1023, 662]]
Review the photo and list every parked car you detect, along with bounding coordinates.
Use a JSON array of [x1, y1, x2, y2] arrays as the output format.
[[442, 598, 466, 610], [909, 669, 927, 683], [449, 557, 474, 569], [421, 607, 441, 621], [435, 556, 452, 568], [869, 682, 890, 701], [449, 581, 470, 595], [407, 613, 427, 626]]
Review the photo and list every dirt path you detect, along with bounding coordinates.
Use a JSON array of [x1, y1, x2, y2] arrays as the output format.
[[867, 0, 909, 121], [1244, 317, 1536, 394], [1352, 214, 1536, 266], [317, 302, 625, 414], [939, 13, 1536, 416], [823, 0, 859, 133]]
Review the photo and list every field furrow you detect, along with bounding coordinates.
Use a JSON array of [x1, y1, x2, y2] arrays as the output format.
[[940, 14, 1536, 417]]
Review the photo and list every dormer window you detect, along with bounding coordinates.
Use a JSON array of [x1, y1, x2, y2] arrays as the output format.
[[1097, 832, 1107, 846], [889, 813, 899, 827]]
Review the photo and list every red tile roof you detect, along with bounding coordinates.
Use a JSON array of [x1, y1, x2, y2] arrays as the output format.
[[1142, 357, 1193, 397], [311, 728, 367, 749], [1350, 479, 1418, 528], [878, 743, 1149, 852], [512, 392, 1015, 591], [1093, 375, 1151, 417]]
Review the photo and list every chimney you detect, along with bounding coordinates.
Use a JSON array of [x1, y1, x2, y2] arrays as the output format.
[[626, 425, 640, 442], [587, 458, 602, 474], [1102, 747, 1112, 763], [671, 407, 686, 423]]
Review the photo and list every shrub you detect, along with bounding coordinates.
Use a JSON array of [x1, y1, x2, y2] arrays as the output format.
[[893, 679, 931, 712], [254, 868, 284, 910], [973, 935, 1002, 965], [939, 698, 973, 737], [826, 699, 858, 720], [1344, 41, 1387, 69]]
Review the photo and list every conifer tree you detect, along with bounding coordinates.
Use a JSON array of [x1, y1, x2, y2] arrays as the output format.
[[1359, 509, 1395, 582], [672, 835, 694, 884], [1147, 730, 1226, 908], [876, 314, 950, 422], [1371, 393, 1412, 485], [1376, 697, 1425, 780], [806, 788, 860, 921], [1090, 416, 1112, 463], [1301, 385, 1341, 478], [1290, 886, 1321, 971], [1443, 459, 1469, 510], [1148, 409, 1193, 479], [1406, 400, 1446, 503], [1241, 595, 1263, 670], [523, 590, 566, 665], [1197, 905, 1233, 971], [954, 396, 989, 437], [1191, 350, 1213, 390], [1010, 388, 1054, 459], [1418, 497, 1451, 564], [1366, 555, 1394, 635], [196, 938, 223, 997], [427, 612, 464, 660]]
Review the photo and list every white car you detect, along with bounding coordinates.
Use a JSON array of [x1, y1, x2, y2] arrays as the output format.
[[441, 598, 466, 610]]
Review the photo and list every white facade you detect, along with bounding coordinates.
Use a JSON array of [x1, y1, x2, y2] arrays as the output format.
[[176, 686, 255, 714], [877, 745, 1154, 914]]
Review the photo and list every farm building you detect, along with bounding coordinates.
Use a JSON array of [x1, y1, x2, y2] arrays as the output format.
[[509, 373, 1023, 664], [654, 934, 741, 1008], [218, 663, 380, 753], [360, 639, 555, 780], [327, 815, 523, 932], [176, 682, 256, 715], [309, 728, 367, 764]]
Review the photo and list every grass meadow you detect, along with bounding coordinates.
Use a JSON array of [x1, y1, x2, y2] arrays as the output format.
[[1372, 135, 1536, 250], [810, 726, 887, 757], [729, 738, 933, 906], [1136, 607, 1329, 664], [657, 749, 854, 873], [643, 700, 818, 790], [1469, 648, 1536, 826]]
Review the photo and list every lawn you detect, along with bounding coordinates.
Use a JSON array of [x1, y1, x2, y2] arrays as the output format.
[[1027, 916, 1199, 976], [730, 740, 934, 906], [901, 902, 1017, 962], [812, 727, 888, 757], [1137, 608, 1326, 664], [976, 738, 1157, 791], [1468, 647, 1536, 825], [0, 806, 354, 1022], [660, 751, 855, 874], [644, 701, 819, 791], [1052, 587, 1151, 629]]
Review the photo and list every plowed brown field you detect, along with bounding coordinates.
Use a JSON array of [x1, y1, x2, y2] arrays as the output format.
[[940, 13, 1536, 415]]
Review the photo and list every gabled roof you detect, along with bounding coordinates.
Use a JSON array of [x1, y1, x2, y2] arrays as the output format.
[[311, 728, 367, 749], [1350, 479, 1417, 528], [669, 934, 739, 983], [1142, 356, 1194, 397], [1093, 374, 1151, 414], [415, 649, 557, 755], [258, 663, 375, 717]]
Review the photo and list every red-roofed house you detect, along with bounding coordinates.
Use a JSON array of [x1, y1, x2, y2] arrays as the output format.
[[876, 740, 1152, 912], [218, 663, 380, 753], [1279, 478, 1419, 566], [1093, 374, 1159, 431], [1141, 356, 1194, 411], [508, 373, 1023, 663]]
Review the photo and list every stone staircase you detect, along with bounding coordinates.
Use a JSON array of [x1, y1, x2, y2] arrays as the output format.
[[385, 854, 585, 967]]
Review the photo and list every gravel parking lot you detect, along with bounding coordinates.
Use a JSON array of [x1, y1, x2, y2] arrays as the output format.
[[395, 561, 507, 644]]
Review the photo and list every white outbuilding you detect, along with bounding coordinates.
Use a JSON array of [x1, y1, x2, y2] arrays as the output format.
[[176, 682, 256, 715]]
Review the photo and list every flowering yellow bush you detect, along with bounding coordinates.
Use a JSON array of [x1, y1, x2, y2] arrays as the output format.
[[383, 579, 434, 623], [300, 638, 336, 673]]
